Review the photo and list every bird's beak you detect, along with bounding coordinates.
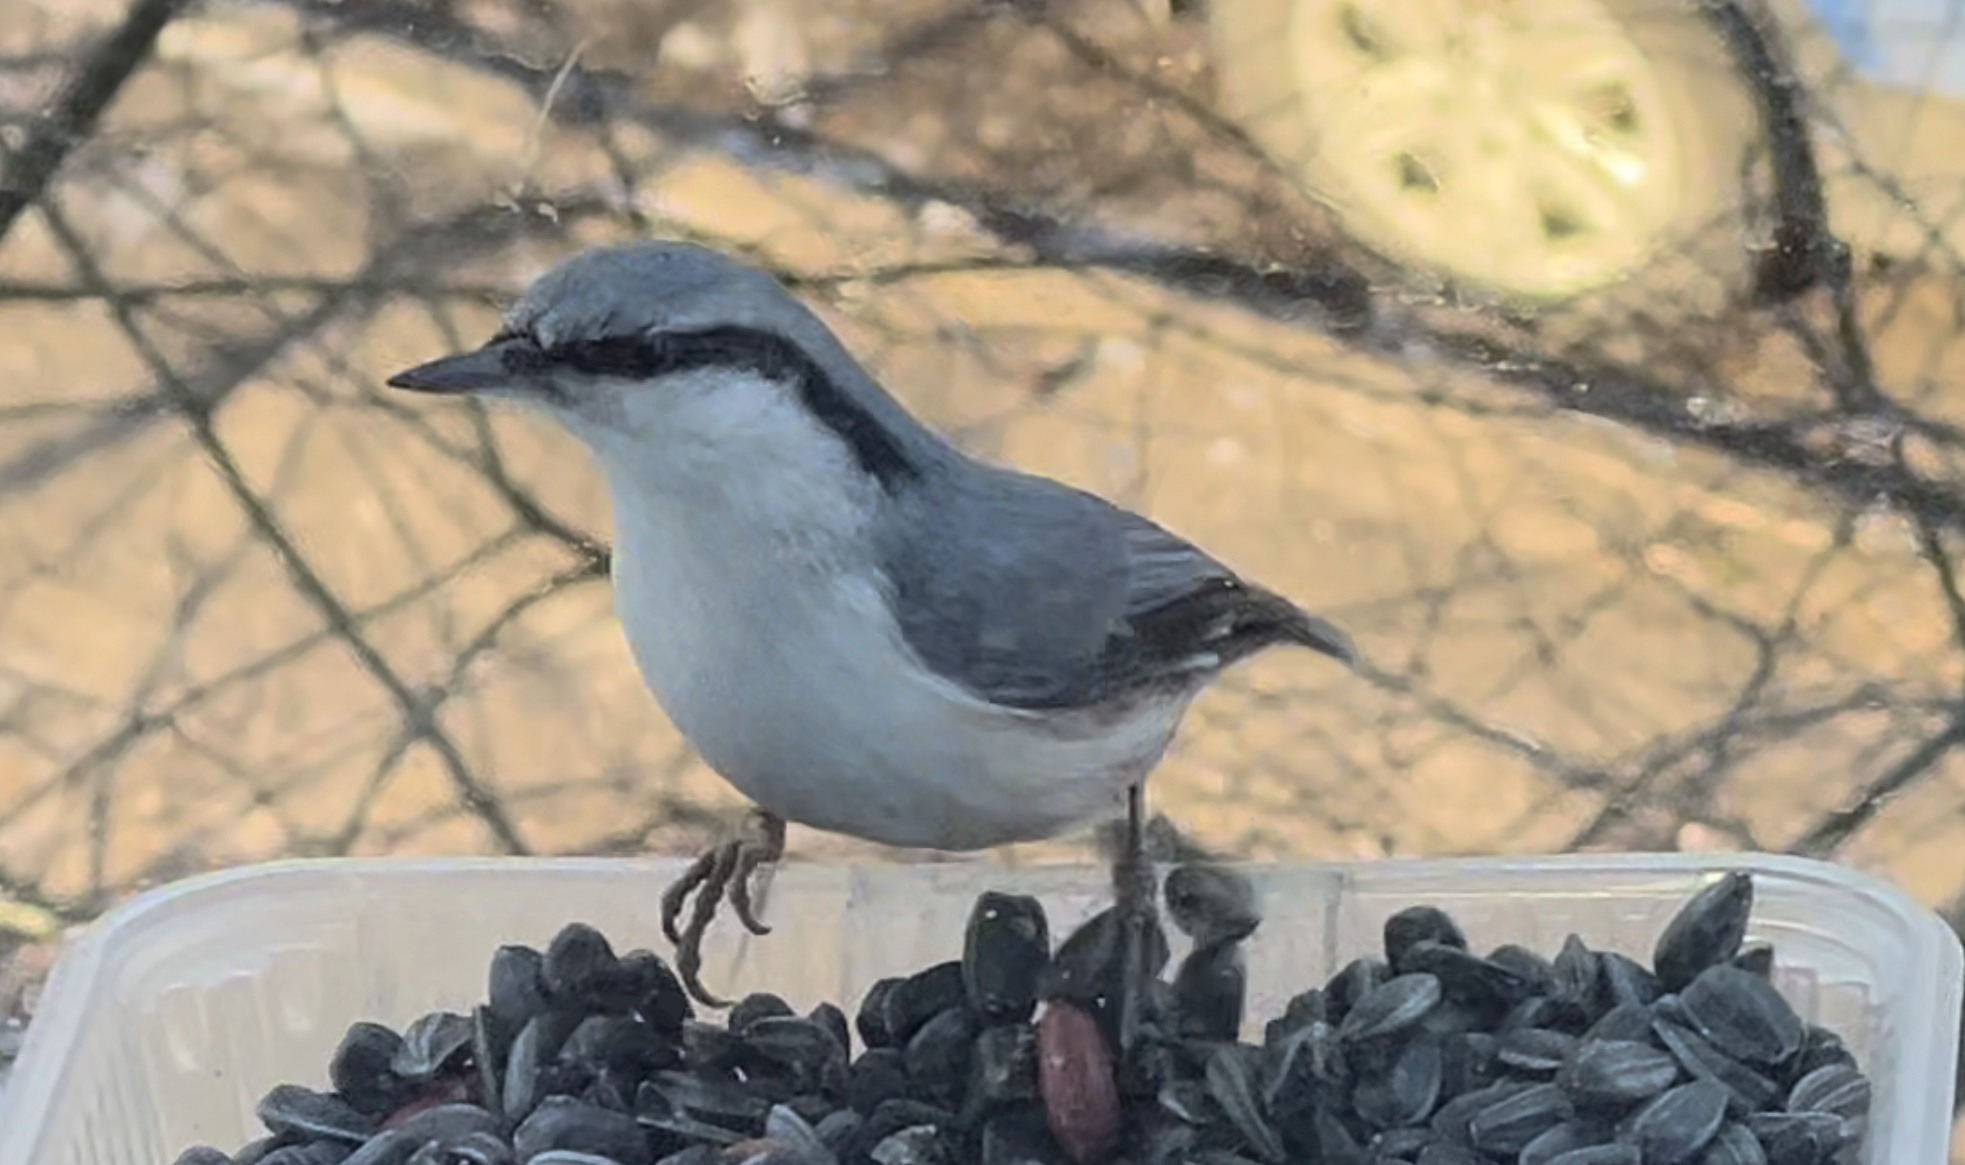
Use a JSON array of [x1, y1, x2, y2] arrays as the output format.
[[386, 341, 516, 395]]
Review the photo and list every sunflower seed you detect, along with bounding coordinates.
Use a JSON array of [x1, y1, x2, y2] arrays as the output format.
[[870, 1124, 948, 1165], [1498, 1027, 1578, 1077], [1401, 942, 1529, 1023], [1543, 1146, 1639, 1165], [1350, 1030, 1443, 1131], [904, 1006, 980, 1106], [330, 1023, 410, 1116], [255, 1085, 375, 1144], [388, 1102, 501, 1143], [1163, 862, 1261, 948], [1172, 938, 1247, 1043], [1679, 966, 1803, 1068], [1559, 1038, 1681, 1107], [1487, 944, 1556, 998], [1625, 1080, 1729, 1165], [1698, 1122, 1768, 1165], [1204, 1043, 1284, 1163], [544, 924, 619, 1001], [1468, 1082, 1573, 1156], [1384, 906, 1468, 970], [965, 892, 1051, 1024], [514, 1096, 651, 1164], [1432, 1081, 1534, 1146], [1597, 955, 1661, 1013], [1653, 1019, 1781, 1114], [390, 1011, 474, 1081], [1034, 1000, 1118, 1165], [1653, 874, 1754, 994], [1338, 972, 1442, 1043], [1583, 1002, 1653, 1045], [1730, 945, 1774, 980], [1787, 1063, 1870, 1120], [1746, 1110, 1845, 1165], [1518, 1120, 1605, 1165], [729, 992, 796, 1035], [1326, 956, 1391, 1026]]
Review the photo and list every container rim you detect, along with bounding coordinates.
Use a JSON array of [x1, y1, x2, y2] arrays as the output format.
[[3, 850, 1959, 1164]]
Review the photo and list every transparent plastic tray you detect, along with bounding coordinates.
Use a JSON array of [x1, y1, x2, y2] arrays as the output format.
[[0, 853, 1956, 1164]]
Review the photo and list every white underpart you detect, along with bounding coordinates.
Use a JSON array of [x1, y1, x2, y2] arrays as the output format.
[[557, 368, 1190, 851]]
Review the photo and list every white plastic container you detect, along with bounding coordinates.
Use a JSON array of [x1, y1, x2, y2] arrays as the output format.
[[0, 853, 1955, 1164]]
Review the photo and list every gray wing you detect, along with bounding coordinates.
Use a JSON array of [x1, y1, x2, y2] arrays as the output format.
[[878, 469, 1353, 711]]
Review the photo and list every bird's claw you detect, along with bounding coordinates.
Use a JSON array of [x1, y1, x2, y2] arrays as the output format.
[[659, 809, 787, 1008]]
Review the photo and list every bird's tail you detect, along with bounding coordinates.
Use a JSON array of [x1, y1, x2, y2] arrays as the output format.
[[1232, 585, 1359, 670]]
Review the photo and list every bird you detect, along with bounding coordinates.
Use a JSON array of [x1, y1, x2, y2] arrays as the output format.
[[386, 240, 1358, 1011]]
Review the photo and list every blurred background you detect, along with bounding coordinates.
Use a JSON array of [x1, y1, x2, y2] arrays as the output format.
[[6, 0, 1965, 1149]]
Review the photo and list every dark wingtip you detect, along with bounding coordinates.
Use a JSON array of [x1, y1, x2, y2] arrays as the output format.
[[1292, 613, 1360, 669]]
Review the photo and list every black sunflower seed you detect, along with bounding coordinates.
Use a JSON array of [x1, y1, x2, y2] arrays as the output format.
[[544, 924, 619, 1002], [392, 1010, 475, 1080], [1497, 1027, 1578, 1077], [1468, 1082, 1574, 1156], [1625, 1080, 1729, 1165], [964, 892, 1051, 1024], [1786, 1063, 1870, 1120], [329, 1022, 410, 1115], [1558, 1038, 1681, 1108], [1652, 1018, 1781, 1115], [512, 1096, 651, 1165], [1171, 938, 1247, 1043], [1350, 1030, 1444, 1131], [1338, 972, 1442, 1044], [1384, 906, 1469, 970], [1163, 862, 1261, 948], [1518, 1120, 1606, 1165], [254, 1084, 375, 1144], [728, 992, 796, 1035], [1325, 956, 1391, 1026], [1700, 1121, 1768, 1165], [1678, 966, 1804, 1068], [1653, 873, 1754, 994]]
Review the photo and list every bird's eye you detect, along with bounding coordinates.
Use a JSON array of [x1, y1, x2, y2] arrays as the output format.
[[499, 340, 553, 376], [489, 328, 553, 375]]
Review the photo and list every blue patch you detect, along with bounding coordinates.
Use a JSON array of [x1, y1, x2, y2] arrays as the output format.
[[1806, 0, 1880, 71]]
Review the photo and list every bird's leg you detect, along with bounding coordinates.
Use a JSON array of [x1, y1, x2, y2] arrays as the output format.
[[659, 807, 787, 1008], [1113, 782, 1157, 1058]]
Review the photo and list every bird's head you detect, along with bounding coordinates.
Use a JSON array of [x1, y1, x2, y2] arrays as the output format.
[[387, 241, 945, 496]]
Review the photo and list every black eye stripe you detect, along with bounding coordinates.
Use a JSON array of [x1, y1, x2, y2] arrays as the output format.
[[524, 325, 921, 491], [498, 339, 553, 375]]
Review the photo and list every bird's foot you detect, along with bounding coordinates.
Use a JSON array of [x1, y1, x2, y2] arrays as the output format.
[[659, 808, 787, 1008], [1093, 807, 1217, 867], [1113, 786, 1160, 1060]]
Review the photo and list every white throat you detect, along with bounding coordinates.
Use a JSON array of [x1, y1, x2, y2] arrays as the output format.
[[566, 364, 892, 752], [568, 367, 885, 550], [540, 365, 1180, 851]]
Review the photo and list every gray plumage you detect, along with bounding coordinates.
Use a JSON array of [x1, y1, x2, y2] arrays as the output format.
[[388, 240, 1356, 853], [490, 241, 1352, 710], [879, 466, 1353, 711]]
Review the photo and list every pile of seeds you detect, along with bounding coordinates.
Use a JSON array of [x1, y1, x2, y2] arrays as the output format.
[[170, 868, 1873, 1165]]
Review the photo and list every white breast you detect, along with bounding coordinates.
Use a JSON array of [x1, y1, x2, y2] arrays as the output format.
[[578, 370, 1191, 851]]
